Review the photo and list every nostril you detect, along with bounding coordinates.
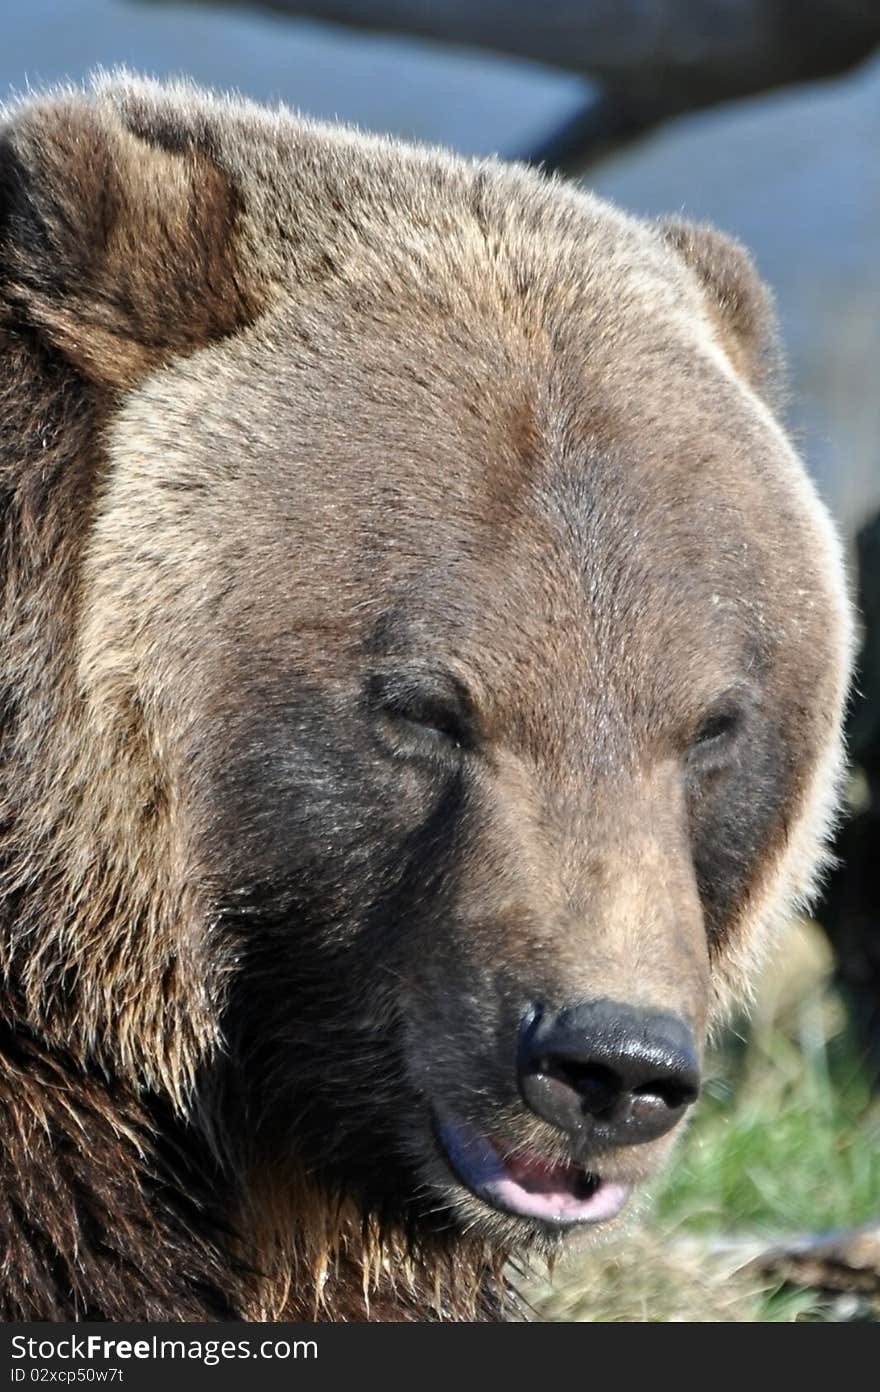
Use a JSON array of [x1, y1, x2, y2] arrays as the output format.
[[633, 1074, 700, 1111], [536, 1056, 622, 1118]]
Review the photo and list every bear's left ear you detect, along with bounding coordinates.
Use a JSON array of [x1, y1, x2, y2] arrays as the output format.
[[659, 216, 783, 402], [0, 89, 263, 389]]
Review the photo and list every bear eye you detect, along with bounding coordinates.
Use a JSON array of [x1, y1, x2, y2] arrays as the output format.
[[694, 707, 740, 748], [688, 695, 746, 767], [367, 673, 473, 754], [390, 694, 467, 747]]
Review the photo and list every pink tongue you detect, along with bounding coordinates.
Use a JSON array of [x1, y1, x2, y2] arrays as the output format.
[[504, 1151, 587, 1192], [488, 1168, 630, 1223], [438, 1115, 631, 1225], [490, 1152, 630, 1223]]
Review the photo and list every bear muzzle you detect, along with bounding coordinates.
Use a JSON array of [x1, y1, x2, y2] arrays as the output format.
[[429, 997, 700, 1229]]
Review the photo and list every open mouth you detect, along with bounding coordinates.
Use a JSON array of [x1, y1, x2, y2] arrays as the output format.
[[435, 1112, 632, 1227]]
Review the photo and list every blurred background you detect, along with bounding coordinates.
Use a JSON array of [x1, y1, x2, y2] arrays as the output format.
[[3, 0, 878, 1322]]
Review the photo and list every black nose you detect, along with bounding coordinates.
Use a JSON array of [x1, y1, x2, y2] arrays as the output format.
[[517, 999, 700, 1149]]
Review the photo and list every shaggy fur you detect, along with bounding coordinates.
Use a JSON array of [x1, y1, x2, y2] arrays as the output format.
[[0, 74, 853, 1321]]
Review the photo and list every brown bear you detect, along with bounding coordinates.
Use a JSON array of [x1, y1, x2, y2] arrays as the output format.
[[0, 74, 853, 1321]]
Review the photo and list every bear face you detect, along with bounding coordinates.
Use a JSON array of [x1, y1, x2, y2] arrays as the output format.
[[0, 76, 853, 1317]]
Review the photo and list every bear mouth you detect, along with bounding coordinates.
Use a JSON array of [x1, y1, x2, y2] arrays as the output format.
[[434, 1111, 632, 1228]]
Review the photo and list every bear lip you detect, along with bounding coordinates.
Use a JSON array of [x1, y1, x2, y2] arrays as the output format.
[[435, 1111, 632, 1227]]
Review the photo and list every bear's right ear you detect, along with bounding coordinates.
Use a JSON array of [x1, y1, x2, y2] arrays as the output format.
[[0, 91, 263, 389], [659, 216, 783, 404]]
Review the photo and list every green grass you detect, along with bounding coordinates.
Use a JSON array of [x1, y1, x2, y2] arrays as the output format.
[[658, 1028, 880, 1237]]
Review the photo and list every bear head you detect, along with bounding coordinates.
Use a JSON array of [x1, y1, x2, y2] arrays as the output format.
[[0, 76, 853, 1308]]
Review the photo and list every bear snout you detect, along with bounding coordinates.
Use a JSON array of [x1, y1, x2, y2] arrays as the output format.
[[516, 999, 701, 1149]]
